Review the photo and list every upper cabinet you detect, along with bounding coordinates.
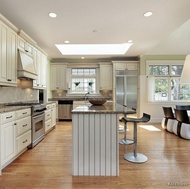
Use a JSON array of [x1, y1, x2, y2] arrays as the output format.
[[50, 63, 67, 90], [99, 63, 113, 90], [115, 62, 138, 71], [0, 20, 17, 86], [33, 48, 48, 89], [18, 36, 33, 56]]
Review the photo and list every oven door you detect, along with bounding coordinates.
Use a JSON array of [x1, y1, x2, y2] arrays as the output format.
[[31, 112, 45, 148]]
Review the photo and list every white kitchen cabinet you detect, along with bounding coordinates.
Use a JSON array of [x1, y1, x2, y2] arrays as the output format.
[[115, 62, 138, 71], [51, 103, 56, 127], [0, 111, 16, 167], [15, 108, 31, 154], [50, 64, 67, 90], [45, 104, 52, 133], [18, 36, 33, 56], [99, 63, 113, 90], [0, 20, 17, 86], [0, 108, 32, 172], [33, 48, 47, 89]]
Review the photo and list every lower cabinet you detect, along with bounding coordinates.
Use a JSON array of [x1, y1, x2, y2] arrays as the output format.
[[15, 115, 31, 154], [0, 108, 31, 172], [45, 102, 57, 134], [1, 120, 16, 167], [16, 130, 31, 154]]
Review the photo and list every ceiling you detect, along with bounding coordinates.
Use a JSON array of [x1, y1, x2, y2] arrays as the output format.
[[0, 0, 190, 60]]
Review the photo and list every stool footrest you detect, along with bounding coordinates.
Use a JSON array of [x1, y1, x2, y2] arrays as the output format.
[[124, 152, 148, 163]]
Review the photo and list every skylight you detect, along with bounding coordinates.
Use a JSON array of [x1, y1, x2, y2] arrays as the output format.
[[55, 43, 133, 55]]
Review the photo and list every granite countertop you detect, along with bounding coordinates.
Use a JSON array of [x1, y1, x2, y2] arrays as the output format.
[[0, 105, 31, 114], [72, 102, 135, 114], [48, 96, 112, 101]]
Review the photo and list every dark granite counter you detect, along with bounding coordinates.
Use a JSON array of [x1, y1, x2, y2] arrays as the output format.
[[0, 105, 31, 113], [72, 102, 135, 114], [48, 96, 112, 101]]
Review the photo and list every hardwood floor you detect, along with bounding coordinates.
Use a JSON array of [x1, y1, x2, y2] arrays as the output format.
[[0, 121, 190, 189]]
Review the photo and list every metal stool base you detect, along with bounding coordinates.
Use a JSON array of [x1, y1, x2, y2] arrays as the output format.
[[124, 152, 148, 163], [119, 138, 134, 145]]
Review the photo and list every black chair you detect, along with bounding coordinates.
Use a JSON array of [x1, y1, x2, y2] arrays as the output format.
[[161, 107, 176, 132], [176, 105, 190, 110], [121, 113, 151, 163], [173, 108, 190, 139]]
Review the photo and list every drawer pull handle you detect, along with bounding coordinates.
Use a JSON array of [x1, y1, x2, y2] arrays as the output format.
[[23, 124, 27, 127], [6, 116, 12, 119], [23, 139, 28, 143], [22, 112, 27, 114]]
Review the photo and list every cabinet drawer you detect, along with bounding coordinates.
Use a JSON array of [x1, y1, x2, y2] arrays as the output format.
[[52, 103, 56, 108], [16, 130, 31, 154], [1, 111, 15, 124], [16, 108, 31, 119], [16, 116, 31, 136], [45, 109, 52, 121], [46, 104, 52, 110], [45, 119, 52, 132]]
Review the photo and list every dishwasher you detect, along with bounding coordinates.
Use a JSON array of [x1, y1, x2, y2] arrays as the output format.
[[58, 100, 73, 121]]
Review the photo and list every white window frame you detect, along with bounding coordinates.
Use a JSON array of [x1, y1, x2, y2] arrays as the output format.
[[68, 68, 99, 95], [146, 60, 190, 102]]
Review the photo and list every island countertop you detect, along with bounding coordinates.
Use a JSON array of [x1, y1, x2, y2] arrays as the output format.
[[72, 102, 135, 114]]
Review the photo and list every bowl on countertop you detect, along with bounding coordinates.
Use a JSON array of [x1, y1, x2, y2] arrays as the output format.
[[89, 99, 107, 105]]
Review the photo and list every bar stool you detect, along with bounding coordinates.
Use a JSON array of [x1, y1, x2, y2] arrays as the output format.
[[119, 108, 136, 145], [122, 113, 151, 163]]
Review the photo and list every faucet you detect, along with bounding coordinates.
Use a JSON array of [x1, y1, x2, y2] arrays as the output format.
[[84, 92, 90, 101]]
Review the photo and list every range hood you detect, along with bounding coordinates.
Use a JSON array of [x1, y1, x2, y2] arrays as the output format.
[[17, 50, 38, 80]]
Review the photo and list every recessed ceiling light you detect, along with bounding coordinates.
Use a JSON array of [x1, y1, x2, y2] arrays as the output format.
[[64, 40, 70, 44], [144, 11, 153, 17], [128, 40, 133, 43], [81, 57, 85, 59], [55, 43, 133, 55], [49, 12, 57, 18]]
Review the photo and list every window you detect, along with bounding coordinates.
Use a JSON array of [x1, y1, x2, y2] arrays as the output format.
[[147, 61, 190, 102], [70, 68, 97, 94]]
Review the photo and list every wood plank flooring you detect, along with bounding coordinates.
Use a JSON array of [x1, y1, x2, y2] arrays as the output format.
[[0, 121, 190, 189]]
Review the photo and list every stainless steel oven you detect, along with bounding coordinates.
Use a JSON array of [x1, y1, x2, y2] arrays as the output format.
[[30, 111, 45, 148], [29, 104, 46, 148]]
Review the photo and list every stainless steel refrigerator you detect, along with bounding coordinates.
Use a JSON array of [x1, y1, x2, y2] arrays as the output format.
[[115, 70, 138, 109]]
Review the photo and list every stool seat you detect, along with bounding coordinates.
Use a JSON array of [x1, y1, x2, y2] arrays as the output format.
[[121, 113, 151, 163]]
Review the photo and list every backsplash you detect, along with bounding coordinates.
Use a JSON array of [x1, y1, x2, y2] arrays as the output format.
[[0, 87, 38, 104]]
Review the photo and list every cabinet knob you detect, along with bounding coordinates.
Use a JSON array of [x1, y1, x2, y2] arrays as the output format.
[[7, 79, 12, 81]]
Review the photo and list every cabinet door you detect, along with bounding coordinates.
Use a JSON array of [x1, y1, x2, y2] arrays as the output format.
[[33, 49, 41, 88], [16, 130, 31, 154], [1, 121, 15, 166], [99, 64, 113, 90], [7, 29, 17, 84], [33, 50, 47, 89], [51, 64, 67, 90], [40, 54, 47, 88], [16, 116, 31, 136], [0, 21, 17, 86], [18, 36, 33, 56], [51, 107, 56, 126]]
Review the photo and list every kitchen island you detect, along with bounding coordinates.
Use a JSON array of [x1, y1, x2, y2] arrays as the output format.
[[72, 102, 135, 176]]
